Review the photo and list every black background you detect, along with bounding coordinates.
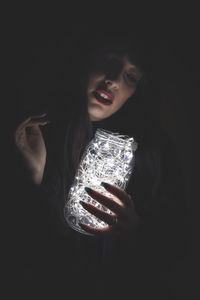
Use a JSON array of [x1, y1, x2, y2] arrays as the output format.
[[4, 2, 198, 298]]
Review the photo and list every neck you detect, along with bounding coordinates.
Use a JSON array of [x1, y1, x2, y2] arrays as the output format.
[[92, 105, 134, 136]]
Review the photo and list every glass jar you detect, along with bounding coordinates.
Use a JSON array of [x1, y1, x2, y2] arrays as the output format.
[[64, 128, 138, 235]]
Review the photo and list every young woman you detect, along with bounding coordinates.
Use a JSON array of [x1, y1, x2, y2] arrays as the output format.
[[13, 33, 187, 298]]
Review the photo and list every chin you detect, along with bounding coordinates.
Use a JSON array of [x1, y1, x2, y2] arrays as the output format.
[[88, 110, 104, 122], [89, 115, 104, 122], [88, 105, 115, 122]]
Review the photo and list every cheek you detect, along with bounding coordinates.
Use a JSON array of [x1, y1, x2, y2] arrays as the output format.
[[128, 84, 137, 96], [121, 85, 136, 103], [87, 78, 95, 91]]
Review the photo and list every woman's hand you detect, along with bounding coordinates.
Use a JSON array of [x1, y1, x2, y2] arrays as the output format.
[[14, 113, 49, 185], [79, 182, 140, 236]]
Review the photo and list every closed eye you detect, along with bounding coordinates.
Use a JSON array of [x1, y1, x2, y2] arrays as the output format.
[[125, 72, 137, 83]]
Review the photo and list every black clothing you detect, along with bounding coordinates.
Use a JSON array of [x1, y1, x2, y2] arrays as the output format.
[[10, 125, 189, 299]]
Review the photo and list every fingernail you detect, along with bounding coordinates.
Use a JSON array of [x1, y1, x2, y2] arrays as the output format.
[[38, 113, 47, 116], [100, 182, 110, 189], [85, 187, 93, 195], [79, 200, 86, 206]]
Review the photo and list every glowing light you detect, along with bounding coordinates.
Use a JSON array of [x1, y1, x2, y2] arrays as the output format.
[[64, 129, 138, 235]]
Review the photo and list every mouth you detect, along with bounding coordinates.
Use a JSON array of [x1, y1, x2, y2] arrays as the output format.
[[92, 89, 114, 106]]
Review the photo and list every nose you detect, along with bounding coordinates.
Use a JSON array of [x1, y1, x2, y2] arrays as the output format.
[[103, 59, 122, 88], [104, 77, 120, 89]]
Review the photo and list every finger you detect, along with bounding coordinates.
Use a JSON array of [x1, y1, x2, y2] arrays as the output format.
[[30, 115, 49, 122], [17, 114, 47, 130], [17, 116, 32, 130], [85, 187, 126, 217], [30, 113, 47, 119], [25, 120, 50, 127], [80, 201, 118, 226], [100, 182, 133, 207], [15, 121, 49, 139]]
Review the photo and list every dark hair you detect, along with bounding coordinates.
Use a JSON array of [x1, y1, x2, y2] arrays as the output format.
[[59, 33, 163, 222]]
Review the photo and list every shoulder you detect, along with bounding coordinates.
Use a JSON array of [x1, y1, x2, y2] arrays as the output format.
[[132, 125, 183, 194], [137, 126, 179, 167]]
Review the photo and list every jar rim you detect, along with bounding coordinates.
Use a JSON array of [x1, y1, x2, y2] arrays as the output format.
[[95, 128, 137, 149]]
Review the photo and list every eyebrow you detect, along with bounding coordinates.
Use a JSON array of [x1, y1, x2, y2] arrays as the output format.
[[105, 54, 143, 78], [127, 66, 142, 77]]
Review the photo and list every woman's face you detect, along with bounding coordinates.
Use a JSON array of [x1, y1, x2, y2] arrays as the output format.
[[87, 54, 143, 122]]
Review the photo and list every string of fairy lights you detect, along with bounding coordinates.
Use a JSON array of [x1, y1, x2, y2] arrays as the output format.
[[64, 129, 138, 235]]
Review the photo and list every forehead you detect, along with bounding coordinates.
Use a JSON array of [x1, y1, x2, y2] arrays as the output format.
[[105, 53, 143, 77], [94, 50, 140, 66]]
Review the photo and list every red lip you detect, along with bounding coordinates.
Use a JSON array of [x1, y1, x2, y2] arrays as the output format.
[[95, 89, 114, 102], [92, 90, 114, 106]]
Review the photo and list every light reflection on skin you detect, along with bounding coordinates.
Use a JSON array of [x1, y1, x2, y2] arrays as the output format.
[[87, 55, 143, 122]]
